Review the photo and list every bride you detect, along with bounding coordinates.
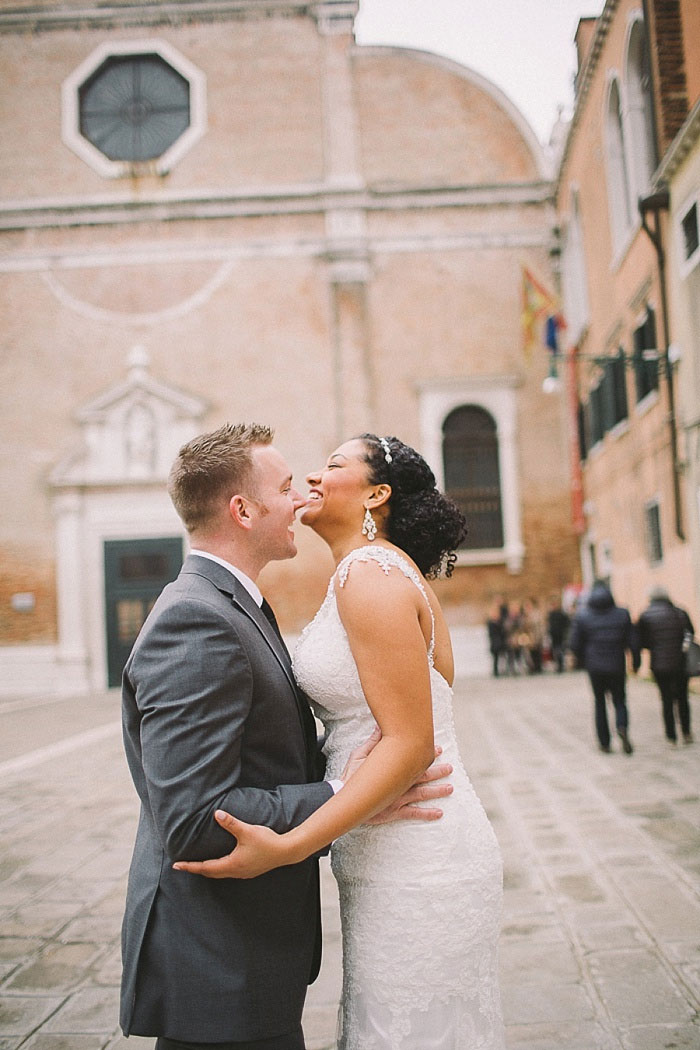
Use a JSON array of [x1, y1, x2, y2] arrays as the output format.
[[176, 433, 505, 1049]]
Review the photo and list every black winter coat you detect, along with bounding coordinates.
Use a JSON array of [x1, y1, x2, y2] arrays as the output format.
[[569, 583, 639, 675], [637, 598, 694, 674]]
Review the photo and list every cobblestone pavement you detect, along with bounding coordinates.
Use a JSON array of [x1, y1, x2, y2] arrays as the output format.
[[1, 670, 699, 1049]]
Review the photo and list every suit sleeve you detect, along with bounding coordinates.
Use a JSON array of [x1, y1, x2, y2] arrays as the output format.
[[124, 597, 333, 862]]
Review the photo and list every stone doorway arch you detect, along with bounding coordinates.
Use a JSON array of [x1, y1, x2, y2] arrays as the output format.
[[49, 348, 207, 693]]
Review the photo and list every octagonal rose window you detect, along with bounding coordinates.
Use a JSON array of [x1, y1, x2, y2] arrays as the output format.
[[79, 53, 190, 162], [63, 41, 206, 177]]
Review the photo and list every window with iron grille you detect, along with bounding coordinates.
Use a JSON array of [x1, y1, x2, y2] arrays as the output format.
[[79, 53, 190, 162], [606, 349, 628, 426], [577, 401, 587, 461], [644, 500, 663, 564], [589, 383, 604, 445], [681, 201, 699, 266], [442, 406, 504, 550], [633, 307, 659, 402]]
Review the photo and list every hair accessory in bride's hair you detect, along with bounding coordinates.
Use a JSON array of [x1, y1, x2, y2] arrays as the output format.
[[379, 437, 393, 464]]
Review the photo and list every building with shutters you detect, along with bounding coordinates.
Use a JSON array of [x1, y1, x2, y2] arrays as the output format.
[[555, 0, 700, 625], [0, 0, 579, 695], [654, 0, 700, 625]]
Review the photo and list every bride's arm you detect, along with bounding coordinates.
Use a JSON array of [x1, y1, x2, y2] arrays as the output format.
[[174, 561, 437, 878]]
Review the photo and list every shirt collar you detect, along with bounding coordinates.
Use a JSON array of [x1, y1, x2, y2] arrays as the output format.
[[189, 549, 263, 607]]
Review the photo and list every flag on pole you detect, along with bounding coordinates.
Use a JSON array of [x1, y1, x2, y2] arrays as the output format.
[[521, 266, 564, 360]]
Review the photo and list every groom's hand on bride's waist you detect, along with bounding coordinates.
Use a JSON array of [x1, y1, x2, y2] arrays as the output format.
[[364, 760, 454, 824], [339, 728, 453, 824]]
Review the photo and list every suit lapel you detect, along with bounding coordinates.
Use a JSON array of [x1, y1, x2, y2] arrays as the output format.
[[182, 554, 317, 768], [232, 593, 319, 773], [231, 592, 296, 693]]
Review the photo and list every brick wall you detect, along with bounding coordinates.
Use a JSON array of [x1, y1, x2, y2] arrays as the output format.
[[649, 0, 690, 150], [0, 547, 57, 644]]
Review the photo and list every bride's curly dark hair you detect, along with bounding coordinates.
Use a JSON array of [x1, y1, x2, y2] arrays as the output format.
[[358, 433, 467, 578]]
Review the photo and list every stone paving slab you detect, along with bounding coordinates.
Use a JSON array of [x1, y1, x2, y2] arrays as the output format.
[[0, 672, 698, 1049]]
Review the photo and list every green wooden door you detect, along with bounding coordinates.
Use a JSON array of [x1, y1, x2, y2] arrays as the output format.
[[104, 537, 183, 687]]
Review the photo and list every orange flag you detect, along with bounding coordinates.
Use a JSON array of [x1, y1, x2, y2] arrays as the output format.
[[521, 266, 558, 360]]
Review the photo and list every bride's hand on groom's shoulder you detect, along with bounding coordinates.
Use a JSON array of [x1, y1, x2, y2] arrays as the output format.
[[173, 811, 291, 880]]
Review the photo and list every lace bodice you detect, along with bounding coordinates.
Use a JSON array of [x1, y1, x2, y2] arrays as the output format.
[[296, 547, 446, 778], [293, 546, 505, 1050]]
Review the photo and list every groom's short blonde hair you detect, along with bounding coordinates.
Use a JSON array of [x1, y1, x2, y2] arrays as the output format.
[[168, 422, 274, 532]]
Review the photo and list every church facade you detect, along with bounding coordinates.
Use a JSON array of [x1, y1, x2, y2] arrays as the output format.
[[0, 0, 578, 695]]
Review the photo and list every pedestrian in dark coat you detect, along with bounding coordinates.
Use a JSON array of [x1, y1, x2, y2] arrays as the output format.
[[486, 600, 507, 678], [637, 586, 695, 745], [568, 581, 639, 754], [547, 597, 570, 673]]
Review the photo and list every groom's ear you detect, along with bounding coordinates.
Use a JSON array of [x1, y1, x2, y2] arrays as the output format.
[[367, 484, 391, 510], [229, 494, 254, 530]]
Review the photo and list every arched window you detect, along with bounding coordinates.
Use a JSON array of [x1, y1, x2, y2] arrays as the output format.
[[625, 18, 657, 199], [606, 77, 633, 250], [442, 406, 503, 549]]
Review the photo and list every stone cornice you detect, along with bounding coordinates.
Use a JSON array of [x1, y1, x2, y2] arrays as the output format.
[[655, 96, 700, 184], [0, 228, 554, 275], [0, 0, 341, 32], [555, 0, 618, 195], [0, 180, 553, 232]]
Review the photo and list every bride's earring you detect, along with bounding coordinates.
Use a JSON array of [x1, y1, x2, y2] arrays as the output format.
[[361, 506, 377, 542]]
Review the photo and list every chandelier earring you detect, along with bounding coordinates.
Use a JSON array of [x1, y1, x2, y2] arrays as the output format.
[[361, 506, 377, 542]]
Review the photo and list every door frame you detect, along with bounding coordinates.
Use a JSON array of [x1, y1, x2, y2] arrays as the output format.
[[53, 484, 187, 693]]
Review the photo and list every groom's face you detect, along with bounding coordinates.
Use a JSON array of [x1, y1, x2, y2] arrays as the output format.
[[247, 445, 305, 562]]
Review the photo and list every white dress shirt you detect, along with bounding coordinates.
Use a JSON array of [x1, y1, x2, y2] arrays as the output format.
[[190, 549, 262, 606]]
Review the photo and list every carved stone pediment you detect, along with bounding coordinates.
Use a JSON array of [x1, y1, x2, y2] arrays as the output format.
[[51, 347, 209, 486]]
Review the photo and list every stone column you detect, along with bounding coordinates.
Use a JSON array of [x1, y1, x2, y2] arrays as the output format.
[[313, 2, 375, 440], [498, 408, 525, 573], [327, 252, 375, 441], [313, 1, 362, 191], [53, 489, 90, 694]]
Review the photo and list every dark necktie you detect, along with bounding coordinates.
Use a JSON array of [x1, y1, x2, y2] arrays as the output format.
[[260, 597, 283, 642], [260, 597, 295, 667]]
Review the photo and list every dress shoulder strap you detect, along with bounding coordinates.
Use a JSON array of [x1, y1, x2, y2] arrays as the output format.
[[335, 547, 435, 664]]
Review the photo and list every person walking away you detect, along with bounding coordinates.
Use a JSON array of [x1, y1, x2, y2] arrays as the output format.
[[547, 597, 570, 674], [637, 586, 695, 745], [486, 600, 507, 677], [568, 581, 639, 754], [503, 601, 524, 675]]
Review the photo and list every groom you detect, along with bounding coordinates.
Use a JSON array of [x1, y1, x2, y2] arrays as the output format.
[[120, 422, 451, 1050]]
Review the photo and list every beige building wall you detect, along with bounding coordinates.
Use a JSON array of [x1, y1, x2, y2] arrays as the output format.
[[0, 0, 579, 692], [679, 0, 700, 118], [659, 104, 700, 623], [556, 0, 698, 624]]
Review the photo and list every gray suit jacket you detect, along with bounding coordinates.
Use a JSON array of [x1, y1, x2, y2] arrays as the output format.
[[120, 554, 333, 1042]]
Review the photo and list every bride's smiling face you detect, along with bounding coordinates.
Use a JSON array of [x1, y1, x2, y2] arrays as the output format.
[[300, 439, 380, 536]]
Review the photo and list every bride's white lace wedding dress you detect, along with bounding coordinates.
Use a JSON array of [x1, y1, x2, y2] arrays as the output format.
[[293, 547, 505, 1050]]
